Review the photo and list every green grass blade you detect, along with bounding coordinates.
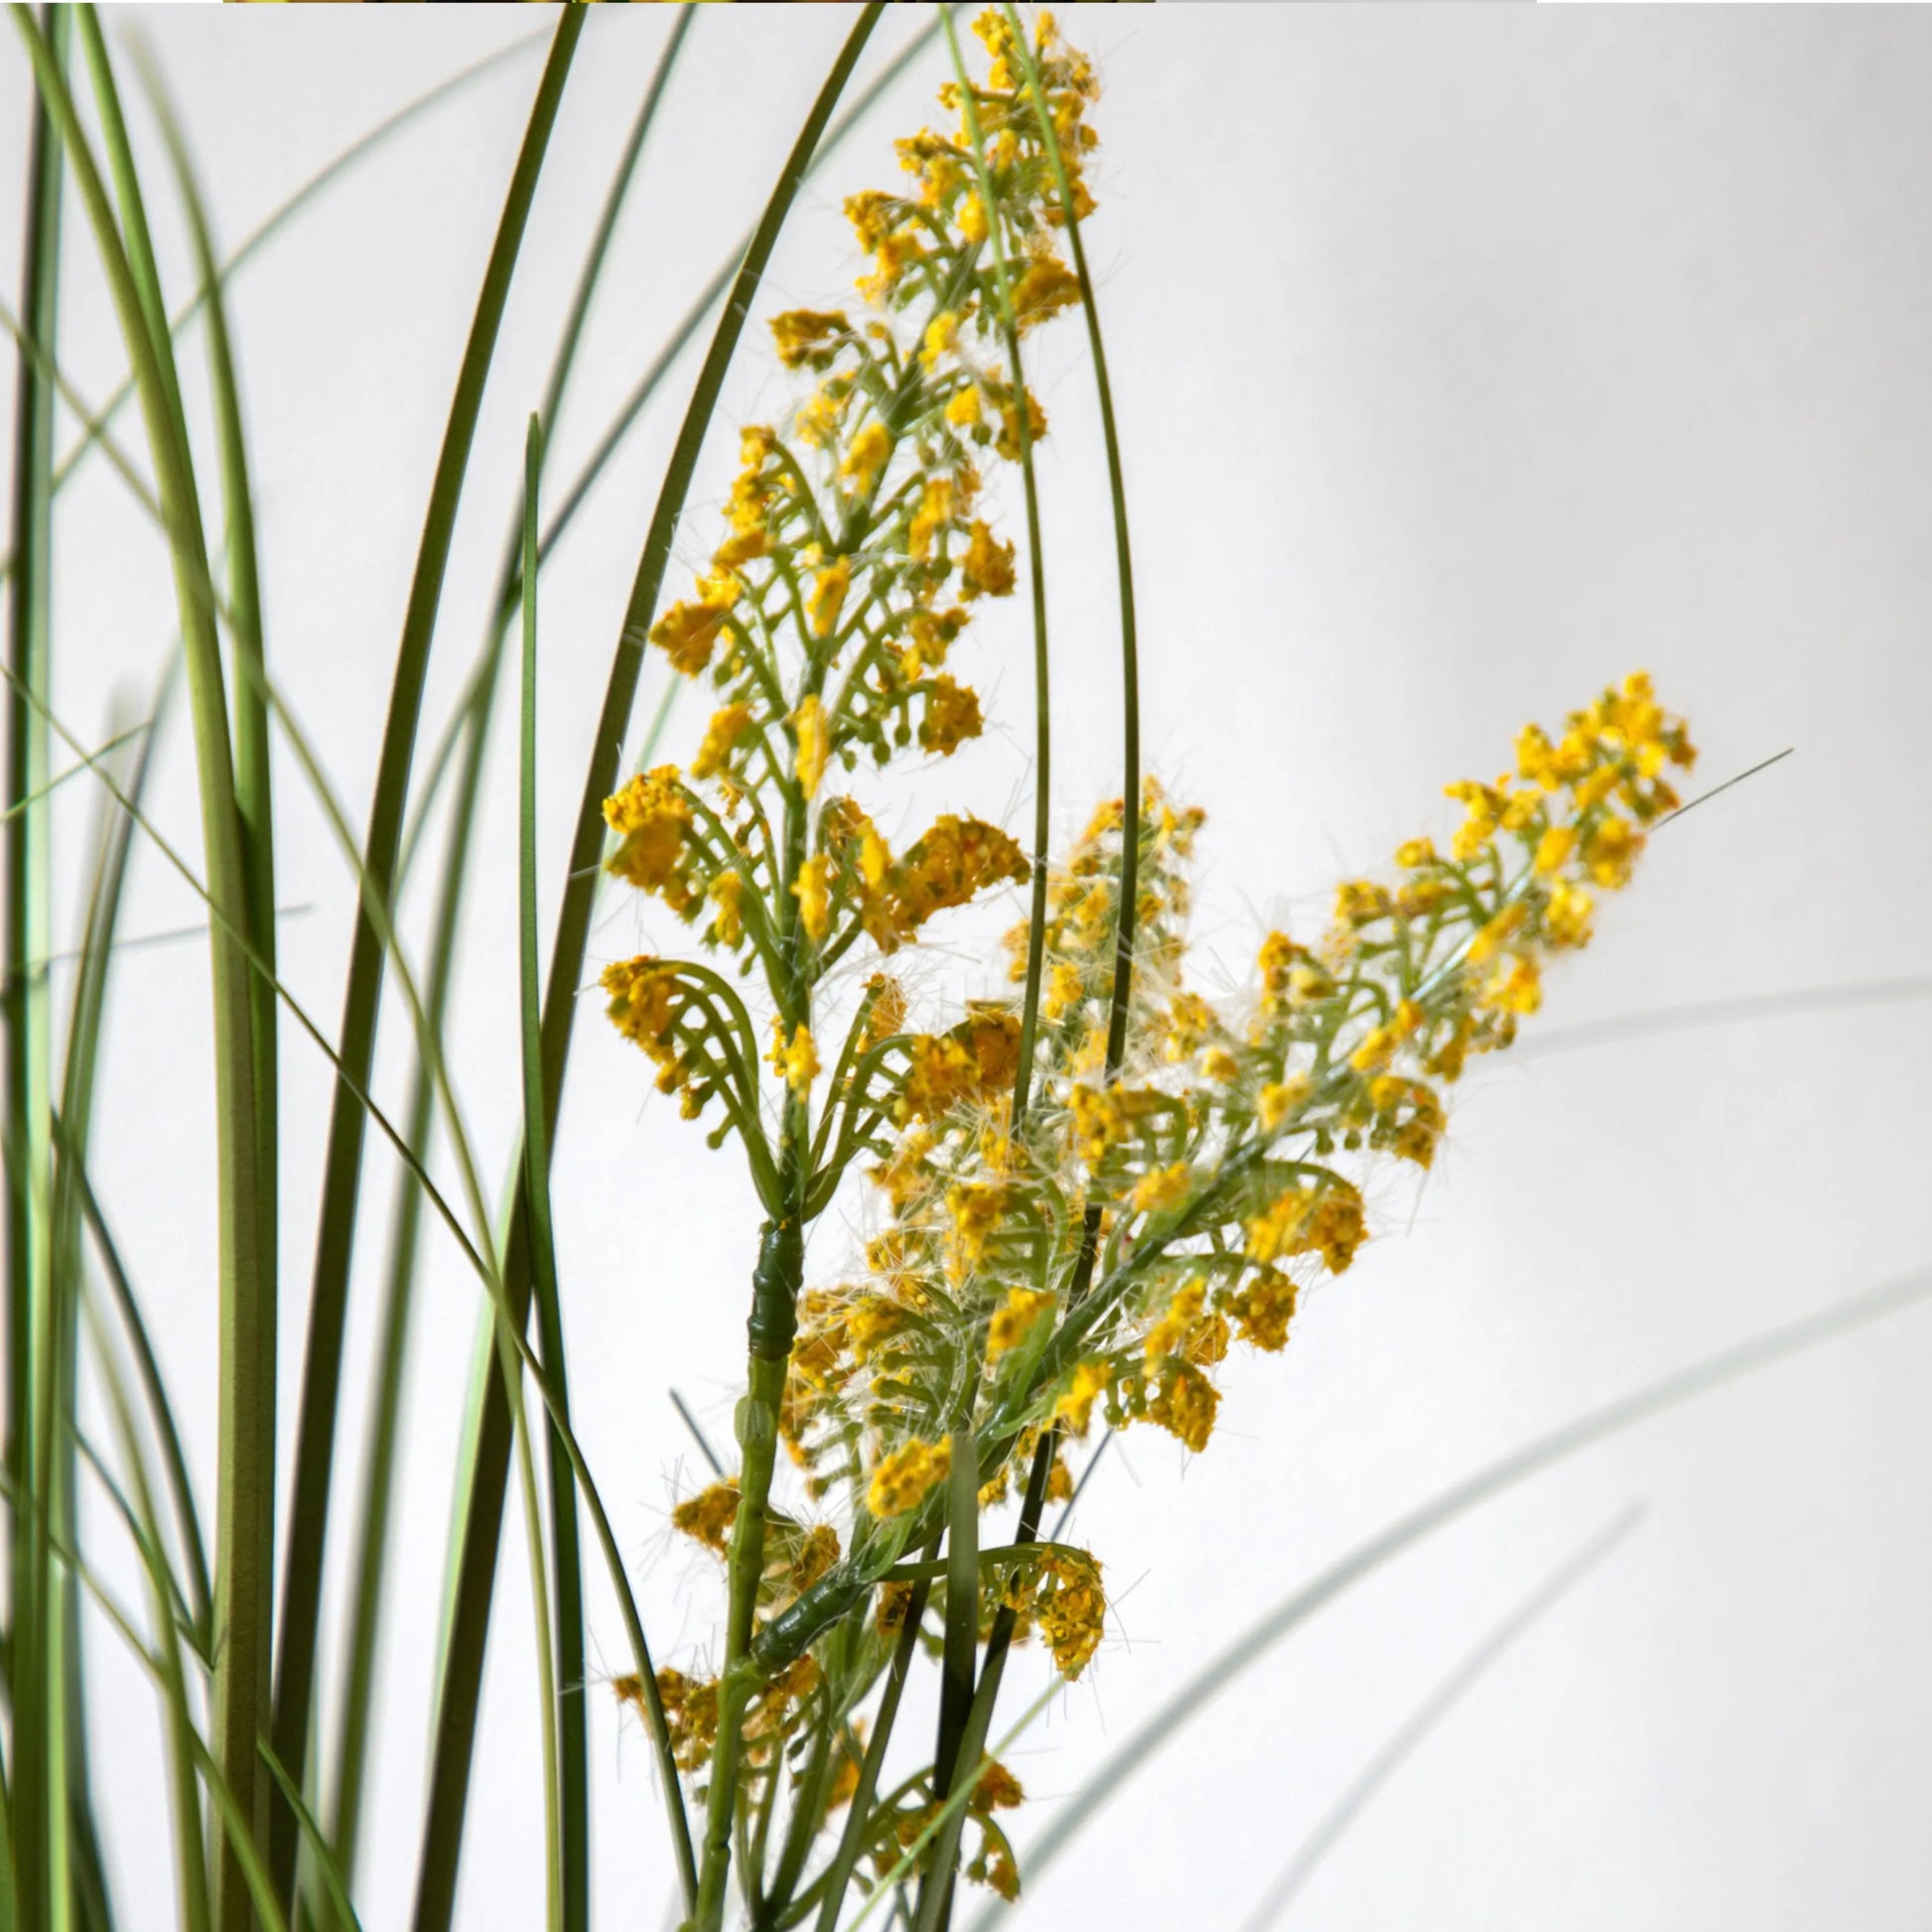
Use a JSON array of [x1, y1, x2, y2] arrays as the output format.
[[3, 12, 69, 1924], [417, 18, 885, 1926], [1234, 1506, 1642, 1932], [518, 415, 588, 1932], [77, 1293, 214, 1932], [60, 1118, 212, 1650], [255, 1748, 362, 1932], [127, 34, 292, 1908], [968, 1265, 1932, 1926], [270, 16, 582, 1911], [52, 16, 273, 1913], [128, 25, 281, 1676]]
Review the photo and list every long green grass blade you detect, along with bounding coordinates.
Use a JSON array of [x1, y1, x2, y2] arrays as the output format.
[[1235, 1506, 1642, 1931], [129, 24, 281, 1701], [58, 16, 273, 1915], [270, 17, 582, 1913], [4, 13, 69, 1924], [417, 19, 885, 1927], [517, 415, 586, 1932], [968, 1265, 1932, 1926]]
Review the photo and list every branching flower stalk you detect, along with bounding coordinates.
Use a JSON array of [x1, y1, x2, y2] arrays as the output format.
[[596, 13, 1699, 1928]]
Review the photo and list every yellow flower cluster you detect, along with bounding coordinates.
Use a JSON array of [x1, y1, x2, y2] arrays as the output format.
[[867, 1436, 951, 1520], [670, 1480, 741, 1556]]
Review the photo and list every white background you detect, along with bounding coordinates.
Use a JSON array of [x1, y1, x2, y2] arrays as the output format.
[[4, 5, 1931, 1927]]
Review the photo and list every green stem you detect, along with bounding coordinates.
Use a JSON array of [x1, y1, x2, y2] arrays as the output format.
[[694, 1213, 805, 1932], [4, 13, 69, 1927]]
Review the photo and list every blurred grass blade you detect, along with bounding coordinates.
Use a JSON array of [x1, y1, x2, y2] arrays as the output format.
[[61, 1116, 211, 1646], [80, 1291, 213, 1932], [26, 649, 198, 1932], [417, 18, 884, 1928], [1517, 976, 1932, 1063], [1235, 1505, 1642, 1931], [970, 1265, 1932, 1926], [4, 12, 69, 1926], [255, 1748, 363, 1932], [270, 13, 582, 1913], [517, 415, 588, 1932]]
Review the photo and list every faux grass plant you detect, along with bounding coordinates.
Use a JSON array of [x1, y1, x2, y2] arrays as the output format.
[[3, 10, 1925, 1932]]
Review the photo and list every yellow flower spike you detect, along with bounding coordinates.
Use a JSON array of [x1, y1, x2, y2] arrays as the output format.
[[692, 702, 754, 781], [807, 557, 851, 639], [945, 1180, 1007, 1279], [1146, 1364, 1219, 1454], [769, 308, 850, 369], [1584, 816, 1642, 888], [1010, 254, 1081, 334], [867, 1437, 951, 1519], [1466, 900, 1528, 965], [792, 693, 828, 798], [1256, 1072, 1311, 1132], [648, 592, 735, 678], [1031, 1547, 1106, 1679], [707, 870, 746, 949], [792, 855, 833, 944], [840, 419, 892, 495], [907, 477, 955, 563], [768, 1020, 820, 1100], [1485, 955, 1543, 1016], [987, 1286, 1054, 1358], [958, 192, 989, 243], [993, 385, 1046, 462], [670, 1480, 742, 1555], [1131, 1163, 1192, 1216], [945, 383, 984, 433], [921, 310, 959, 371], [1534, 824, 1576, 875], [959, 519, 1016, 600], [1229, 1269, 1299, 1352], [602, 768, 698, 908], [917, 674, 984, 756], [1545, 878, 1595, 948]]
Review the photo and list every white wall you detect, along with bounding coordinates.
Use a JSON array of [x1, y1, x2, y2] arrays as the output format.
[[4, 6, 1930, 1928]]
